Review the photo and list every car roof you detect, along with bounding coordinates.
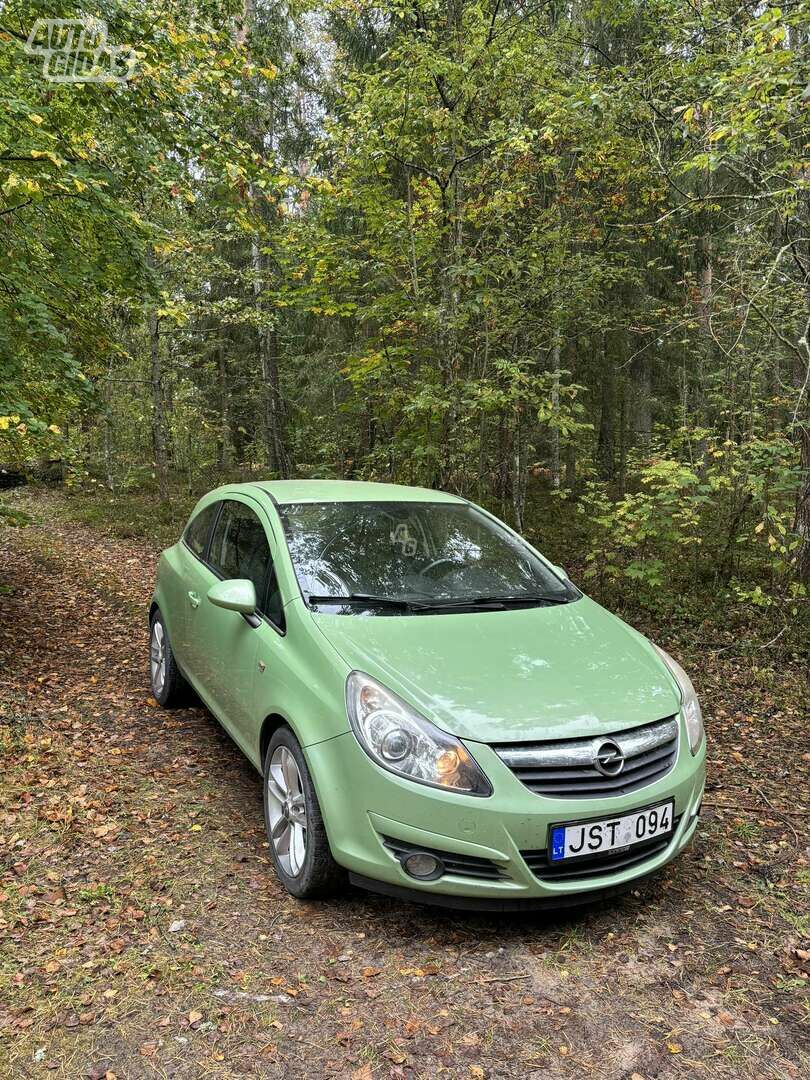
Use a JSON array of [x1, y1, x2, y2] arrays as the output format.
[[248, 479, 466, 506]]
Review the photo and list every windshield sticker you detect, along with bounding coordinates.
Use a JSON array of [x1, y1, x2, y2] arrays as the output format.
[[390, 522, 418, 557]]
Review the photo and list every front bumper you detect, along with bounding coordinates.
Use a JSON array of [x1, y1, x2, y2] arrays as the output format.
[[306, 715, 706, 907]]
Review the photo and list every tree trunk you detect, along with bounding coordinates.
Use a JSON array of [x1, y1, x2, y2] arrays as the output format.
[[435, 0, 464, 487], [251, 239, 289, 477], [632, 353, 652, 448], [102, 363, 114, 491], [264, 324, 288, 477], [617, 379, 627, 495], [217, 345, 232, 470], [242, 0, 288, 479], [791, 123, 810, 584], [511, 409, 527, 532], [794, 423, 810, 584], [549, 333, 561, 490], [564, 442, 576, 491], [148, 308, 169, 501], [103, 412, 114, 492], [597, 339, 615, 481]]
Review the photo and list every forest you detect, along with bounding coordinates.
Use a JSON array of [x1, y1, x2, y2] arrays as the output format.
[[0, 4, 808, 1077], [1, 0, 808, 640]]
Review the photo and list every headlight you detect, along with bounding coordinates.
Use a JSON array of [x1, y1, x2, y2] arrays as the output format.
[[653, 644, 704, 754], [345, 671, 492, 795]]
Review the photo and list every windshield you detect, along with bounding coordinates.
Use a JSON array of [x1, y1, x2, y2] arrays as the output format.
[[279, 501, 578, 614]]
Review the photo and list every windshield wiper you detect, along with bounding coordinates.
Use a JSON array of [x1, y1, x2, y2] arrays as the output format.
[[414, 593, 571, 611], [306, 592, 571, 614], [306, 593, 418, 611]]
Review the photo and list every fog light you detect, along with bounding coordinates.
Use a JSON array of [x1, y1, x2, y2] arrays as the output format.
[[402, 851, 443, 880]]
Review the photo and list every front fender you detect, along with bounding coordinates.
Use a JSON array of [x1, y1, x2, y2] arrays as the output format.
[[151, 547, 186, 659]]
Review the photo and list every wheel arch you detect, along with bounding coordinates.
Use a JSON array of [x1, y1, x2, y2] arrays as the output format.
[[260, 712, 295, 769]]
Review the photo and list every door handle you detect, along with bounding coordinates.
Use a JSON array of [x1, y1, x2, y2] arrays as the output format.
[[188, 591, 200, 609]]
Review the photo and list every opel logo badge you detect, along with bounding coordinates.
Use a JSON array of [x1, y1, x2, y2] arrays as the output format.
[[593, 738, 625, 777]]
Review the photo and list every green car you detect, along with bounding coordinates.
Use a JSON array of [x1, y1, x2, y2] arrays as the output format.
[[150, 480, 705, 910]]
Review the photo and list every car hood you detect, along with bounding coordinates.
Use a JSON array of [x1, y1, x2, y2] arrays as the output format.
[[312, 596, 680, 743]]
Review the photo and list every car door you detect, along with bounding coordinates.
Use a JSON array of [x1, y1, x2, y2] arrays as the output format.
[[172, 501, 221, 669], [187, 496, 280, 755]]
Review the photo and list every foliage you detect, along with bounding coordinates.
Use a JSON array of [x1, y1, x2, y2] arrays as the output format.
[[576, 430, 806, 623], [0, 0, 808, 622]]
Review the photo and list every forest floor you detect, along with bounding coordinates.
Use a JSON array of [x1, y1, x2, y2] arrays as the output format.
[[0, 489, 807, 1080]]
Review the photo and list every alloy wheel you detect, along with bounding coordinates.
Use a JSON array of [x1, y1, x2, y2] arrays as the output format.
[[150, 620, 166, 696], [266, 746, 308, 876]]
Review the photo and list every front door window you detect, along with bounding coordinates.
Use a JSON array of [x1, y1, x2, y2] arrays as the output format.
[[208, 500, 284, 631]]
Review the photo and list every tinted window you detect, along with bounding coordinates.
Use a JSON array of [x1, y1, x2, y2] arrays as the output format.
[[208, 500, 284, 629], [184, 503, 219, 558]]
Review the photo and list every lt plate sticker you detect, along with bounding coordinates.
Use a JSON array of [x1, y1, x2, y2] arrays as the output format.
[[550, 800, 674, 862]]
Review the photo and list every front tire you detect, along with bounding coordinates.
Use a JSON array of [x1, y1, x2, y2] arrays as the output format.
[[149, 610, 190, 707], [263, 727, 343, 899]]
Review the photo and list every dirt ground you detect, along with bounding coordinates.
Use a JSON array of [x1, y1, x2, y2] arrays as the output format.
[[0, 492, 807, 1079]]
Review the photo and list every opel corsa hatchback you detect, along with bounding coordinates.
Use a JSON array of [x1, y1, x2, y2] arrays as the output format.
[[150, 481, 705, 910]]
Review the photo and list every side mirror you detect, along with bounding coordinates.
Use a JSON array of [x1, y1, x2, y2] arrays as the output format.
[[207, 578, 257, 616]]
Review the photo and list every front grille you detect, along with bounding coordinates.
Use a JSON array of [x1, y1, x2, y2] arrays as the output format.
[[522, 817, 680, 882], [493, 716, 679, 799], [381, 836, 507, 881]]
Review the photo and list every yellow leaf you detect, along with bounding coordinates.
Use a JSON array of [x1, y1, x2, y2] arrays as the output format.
[[667, 1042, 683, 1054], [28, 113, 44, 125], [31, 150, 64, 166], [2, 174, 20, 196], [754, 521, 765, 534], [190, 824, 202, 832], [188, 1009, 203, 1024], [0, 416, 10, 430], [48, 423, 61, 434]]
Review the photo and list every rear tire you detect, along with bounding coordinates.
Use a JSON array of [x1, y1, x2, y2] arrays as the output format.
[[264, 726, 343, 899], [149, 609, 191, 707]]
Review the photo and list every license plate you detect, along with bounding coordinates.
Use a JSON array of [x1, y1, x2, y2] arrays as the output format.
[[549, 799, 675, 862]]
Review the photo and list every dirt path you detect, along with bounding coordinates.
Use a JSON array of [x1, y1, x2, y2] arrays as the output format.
[[1, 494, 807, 1079]]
